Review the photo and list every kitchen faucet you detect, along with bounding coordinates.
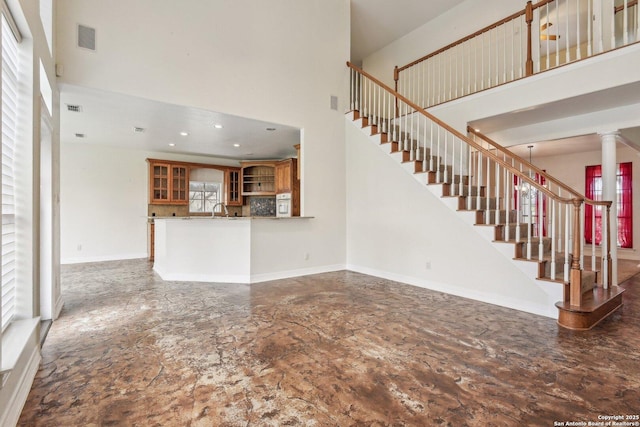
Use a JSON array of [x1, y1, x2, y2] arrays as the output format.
[[212, 202, 229, 217]]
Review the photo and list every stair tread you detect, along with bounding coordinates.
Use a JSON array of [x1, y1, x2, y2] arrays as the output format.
[[555, 285, 625, 313]]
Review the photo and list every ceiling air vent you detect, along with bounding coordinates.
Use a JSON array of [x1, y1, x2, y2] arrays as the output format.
[[133, 127, 146, 133], [75, 133, 85, 138], [66, 104, 82, 112], [77, 24, 96, 51]]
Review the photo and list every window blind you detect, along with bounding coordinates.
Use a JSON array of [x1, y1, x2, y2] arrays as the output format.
[[1, 14, 18, 333]]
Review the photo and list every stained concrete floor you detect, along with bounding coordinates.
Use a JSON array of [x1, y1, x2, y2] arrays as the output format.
[[18, 259, 640, 426]]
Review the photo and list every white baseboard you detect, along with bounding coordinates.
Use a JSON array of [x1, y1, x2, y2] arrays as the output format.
[[346, 263, 556, 318], [61, 253, 148, 265], [250, 264, 346, 284], [153, 264, 346, 285], [53, 294, 64, 320], [0, 334, 41, 427]]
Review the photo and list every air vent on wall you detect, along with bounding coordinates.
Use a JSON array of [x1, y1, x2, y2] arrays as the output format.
[[77, 24, 96, 51], [133, 127, 146, 133], [66, 104, 82, 112], [75, 133, 85, 138]]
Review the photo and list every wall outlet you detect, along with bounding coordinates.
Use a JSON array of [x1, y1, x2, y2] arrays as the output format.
[[304, 252, 310, 261], [77, 244, 82, 251], [425, 260, 431, 270]]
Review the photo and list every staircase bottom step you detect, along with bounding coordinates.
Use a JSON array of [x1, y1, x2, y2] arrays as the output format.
[[555, 286, 625, 330]]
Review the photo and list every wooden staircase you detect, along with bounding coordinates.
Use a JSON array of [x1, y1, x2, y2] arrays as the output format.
[[347, 108, 624, 330]]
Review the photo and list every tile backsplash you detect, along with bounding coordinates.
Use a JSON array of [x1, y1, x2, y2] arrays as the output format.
[[250, 197, 276, 217]]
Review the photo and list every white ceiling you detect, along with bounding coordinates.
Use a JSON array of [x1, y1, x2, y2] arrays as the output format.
[[60, 1, 464, 160], [61, 84, 301, 160]]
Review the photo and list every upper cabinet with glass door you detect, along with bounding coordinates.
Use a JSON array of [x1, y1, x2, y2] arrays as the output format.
[[147, 160, 189, 205]]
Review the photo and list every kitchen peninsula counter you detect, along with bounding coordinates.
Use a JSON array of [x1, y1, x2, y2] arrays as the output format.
[[153, 216, 315, 284]]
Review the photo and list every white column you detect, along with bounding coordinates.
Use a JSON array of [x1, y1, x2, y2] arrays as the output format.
[[600, 131, 618, 286]]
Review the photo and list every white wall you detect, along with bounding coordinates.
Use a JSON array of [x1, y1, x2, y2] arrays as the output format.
[[533, 145, 640, 260], [345, 119, 558, 318], [60, 143, 239, 263], [363, 0, 525, 87], [56, 0, 349, 269]]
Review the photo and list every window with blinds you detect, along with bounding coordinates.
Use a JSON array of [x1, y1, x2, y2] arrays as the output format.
[[1, 14, 19, 333]]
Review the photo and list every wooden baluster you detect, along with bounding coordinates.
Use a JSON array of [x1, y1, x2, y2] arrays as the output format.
[[545, 3, 550, 71], [564, 203, 570, 284], [477, 151, 483, 214], [459, 137, 464, 196], [591, 202, 596, 274], [527, 181, 533, 259], [444, 131, 449, 183], [551, 200, 557, 280], [526, 1, 534, 76], [538, 184, 544, 261], [569, 199, 583, 307], [423, 116, 428, 170]]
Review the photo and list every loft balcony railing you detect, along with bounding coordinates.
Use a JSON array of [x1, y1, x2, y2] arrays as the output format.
[[348, 61, 613, 311], [394, 0, 639, 108]]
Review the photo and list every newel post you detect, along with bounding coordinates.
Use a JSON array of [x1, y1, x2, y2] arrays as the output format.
[[569, 198, 584, 307], [525, 1, 534, 76], [393, 65, 400, 118]]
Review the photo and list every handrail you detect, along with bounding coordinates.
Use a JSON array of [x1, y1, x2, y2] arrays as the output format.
[[396, 8, 527, 72], [397, 0, 579, 74], [394, 0, 640, 109], [466, 128, 611, 208], [348, 61, 575, 205], [615, 0, 638, 13]]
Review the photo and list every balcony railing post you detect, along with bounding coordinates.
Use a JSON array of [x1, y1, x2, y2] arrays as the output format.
[[525, 1, 534, 76], [570, 198, 584, 307], [394, 66, 400, 118]]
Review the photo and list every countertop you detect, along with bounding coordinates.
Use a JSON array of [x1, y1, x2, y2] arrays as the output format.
[[149, 216, 313, 221]]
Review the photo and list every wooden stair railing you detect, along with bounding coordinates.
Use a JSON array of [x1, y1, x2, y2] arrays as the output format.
[[347, 61, 624, 330], [393, 0, 640, 110], [467, 128, 615, 289]]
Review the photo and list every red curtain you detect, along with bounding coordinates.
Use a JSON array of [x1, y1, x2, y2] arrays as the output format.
[[584, 165, 602, 244], [584, 163, 632, 248], [618, 162, 633, 248]]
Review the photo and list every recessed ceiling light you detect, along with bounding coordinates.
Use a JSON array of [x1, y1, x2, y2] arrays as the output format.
[[180, 131, 189, 136], [266, 127, 276, 131], [214, 124, 223, 129], [233, 144, 240, 148], [168, 143, 176, 147]]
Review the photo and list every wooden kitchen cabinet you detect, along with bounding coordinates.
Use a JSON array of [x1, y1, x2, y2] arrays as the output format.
[[276, 158, 300, 216], [148, 160, 189, 204], [275, 158, 298, 194], [226, 167, 242, 206], [241, 161, 276, 195]]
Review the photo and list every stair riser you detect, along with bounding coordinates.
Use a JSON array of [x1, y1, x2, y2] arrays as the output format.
[[443, 184, 484, 197], [460, 198, 498, 210], [515, 240, 552, 259], [494, 224, 529, 241]]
